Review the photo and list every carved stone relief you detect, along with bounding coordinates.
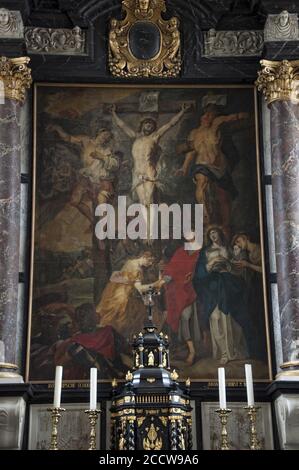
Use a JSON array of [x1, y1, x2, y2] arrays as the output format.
[[203, 29, 263, 57], [0, 397, 26, 450], [25, 26, 86, 55], [264, 10, 298, 42], [275, 395, 299, 450], [0, 8, 23, 39]]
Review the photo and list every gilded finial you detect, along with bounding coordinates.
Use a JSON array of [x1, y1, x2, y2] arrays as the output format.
[[112, 378, 118, 388], [171, 369, 179, 381], [126, 370, 133, 382]]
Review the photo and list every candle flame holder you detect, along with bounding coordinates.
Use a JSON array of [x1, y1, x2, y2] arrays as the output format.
[[215, 408, 232, 450], [244, 406, 261, 450], [85, 409, 101, 450], [47, 407, 66, 450]]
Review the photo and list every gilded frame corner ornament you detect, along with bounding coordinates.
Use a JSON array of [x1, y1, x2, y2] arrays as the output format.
[[256, 59, 299, 105], [108, 0, 181, 78]]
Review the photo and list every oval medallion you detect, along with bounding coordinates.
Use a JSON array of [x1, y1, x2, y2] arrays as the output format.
[[129, 21, 161, 60]]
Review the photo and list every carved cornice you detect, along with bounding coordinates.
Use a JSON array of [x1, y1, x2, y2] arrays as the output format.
[[0, 56, 32, 102], [256, 59, 299, 105]]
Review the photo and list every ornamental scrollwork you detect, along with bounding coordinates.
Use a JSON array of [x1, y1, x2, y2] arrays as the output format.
[[204, 29, 263, 57], [25, 26, 85, 55], [109, 0, 181, 78]]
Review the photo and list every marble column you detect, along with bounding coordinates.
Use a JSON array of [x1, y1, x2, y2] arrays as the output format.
[[256, 60, 299, 379], [0, 56, 32, 379]]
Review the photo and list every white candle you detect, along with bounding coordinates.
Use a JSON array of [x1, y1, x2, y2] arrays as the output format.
[[53, 366, 63, 408], [90, 368, 97, 411], [245, 364, 254, 406], [218, 367, 226, 409]]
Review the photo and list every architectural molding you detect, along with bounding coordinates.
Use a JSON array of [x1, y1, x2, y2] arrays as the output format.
[[0, 363, 20, 380], [0, 8, 23, 39], [24, 26, 86, 55], [0, 56, 32, 103], [0, 1, 271, 80], [256, 59, 299, 105], [203, 29, 264, 57], [264, 10, 298, 42]]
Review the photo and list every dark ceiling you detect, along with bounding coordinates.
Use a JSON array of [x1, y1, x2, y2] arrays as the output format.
[[0, 0, 298, 82], [1, 0, 298, 29]]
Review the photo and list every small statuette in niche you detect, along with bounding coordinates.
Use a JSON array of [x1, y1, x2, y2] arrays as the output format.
[[148, 351, 155, 366]]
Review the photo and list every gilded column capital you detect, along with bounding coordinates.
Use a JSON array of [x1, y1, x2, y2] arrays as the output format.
[[256, 59, 299, 105], [0, 56, 32, 103]]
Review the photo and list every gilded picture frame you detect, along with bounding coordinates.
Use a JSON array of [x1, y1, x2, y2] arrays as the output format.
[[26, 83, 272, 384]]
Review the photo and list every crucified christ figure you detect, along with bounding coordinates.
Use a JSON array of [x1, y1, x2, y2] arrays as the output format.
[[111, 103, 189, 209]]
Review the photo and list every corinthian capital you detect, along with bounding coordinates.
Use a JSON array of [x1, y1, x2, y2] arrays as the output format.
[[256, 59, 299, 105], [0, 56, 32, 103]]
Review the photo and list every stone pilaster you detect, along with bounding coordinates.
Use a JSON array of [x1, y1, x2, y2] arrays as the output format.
[[0, 56, 32, 380], [256, 60, 299, 379]]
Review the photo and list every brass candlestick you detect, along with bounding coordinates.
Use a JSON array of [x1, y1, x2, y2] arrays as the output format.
[[47, 407, 66, 450], [244, 406, 261, 450], [85, 409, 101, 450], [215, 408, 232, 450]]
